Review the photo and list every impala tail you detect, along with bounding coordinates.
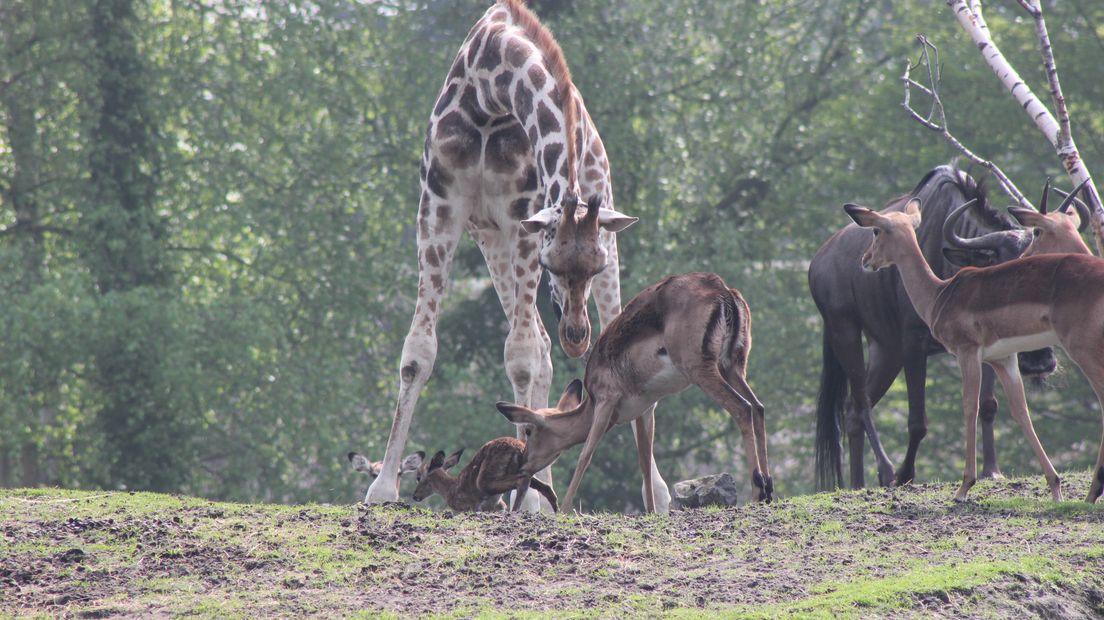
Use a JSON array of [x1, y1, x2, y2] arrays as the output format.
[[814, 329, 847, 491]]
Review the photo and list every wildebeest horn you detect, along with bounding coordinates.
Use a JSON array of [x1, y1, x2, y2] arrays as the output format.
[[1049, 179, 1092, 232], [942, 198, 1007, 250], [1038, 177, 1051, 214]]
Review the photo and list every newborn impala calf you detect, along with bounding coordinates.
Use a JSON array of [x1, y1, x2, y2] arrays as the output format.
[[497, 272, 772, 513], [410, 437, 558, 512]]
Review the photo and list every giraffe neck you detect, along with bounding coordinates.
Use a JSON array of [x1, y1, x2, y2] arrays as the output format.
[[462, 1, 583, 209]]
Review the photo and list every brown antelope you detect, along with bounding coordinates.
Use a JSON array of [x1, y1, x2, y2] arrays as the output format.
[[1007, 180, 1093, 257], [844, 199, 1104, 503], [496, 272, 771, 513], [409, 437, 558, 512]]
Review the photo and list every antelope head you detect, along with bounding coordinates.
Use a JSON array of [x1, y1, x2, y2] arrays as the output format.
[[522, 196, 637, 358], [1008, 178, 1092, 257], [495, 378, 586, 476], [845, 198, 923, 271], [410, 448, 463, 502]]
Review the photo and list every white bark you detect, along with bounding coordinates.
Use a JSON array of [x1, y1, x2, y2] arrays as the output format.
[[948, 0, 1104, 255]]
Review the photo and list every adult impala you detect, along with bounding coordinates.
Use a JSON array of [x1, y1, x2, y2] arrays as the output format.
[[1007, 180, 1093, 257], [496, 272, 772, 513], [844, 199, 1104, 503]]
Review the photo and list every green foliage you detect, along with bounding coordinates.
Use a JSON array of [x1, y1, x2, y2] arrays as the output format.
[[1, 0, 1102, 506]]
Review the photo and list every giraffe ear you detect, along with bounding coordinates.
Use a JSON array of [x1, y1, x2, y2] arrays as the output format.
[[521, 207, 557, 234], [596, 208, 638, 233]]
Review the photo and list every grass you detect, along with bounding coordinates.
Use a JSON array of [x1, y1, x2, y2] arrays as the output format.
[[2, 473, 1104, 618]]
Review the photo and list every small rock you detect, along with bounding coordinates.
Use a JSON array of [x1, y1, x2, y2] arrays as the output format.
[[671, 473, 739, 509]]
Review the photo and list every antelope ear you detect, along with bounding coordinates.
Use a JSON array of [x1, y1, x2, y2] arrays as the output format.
[[496, 402, 547, 428], [555, 379, 584, 410], [521, 207, 556, 234], [904, 199, 922, 228], [843, 203, 879, 228], [428, 450, 447, 470], [348, 452, 373, 474], [1008, 206, 1043, 227], [597, 208, 638, 233], [443, 449, 464, 470], [399, 452, 424, 474]]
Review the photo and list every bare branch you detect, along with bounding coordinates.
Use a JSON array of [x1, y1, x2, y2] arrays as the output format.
[[901, 35, 1031, 209]]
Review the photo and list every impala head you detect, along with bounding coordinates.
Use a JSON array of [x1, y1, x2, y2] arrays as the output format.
[[495, 378, 586, 475], [410, 448, 463, 502], [1008, 178, 1092, 257], [347, 451, 423, 480], [844, 199, 923, 271], [522, 196, 637, 358]]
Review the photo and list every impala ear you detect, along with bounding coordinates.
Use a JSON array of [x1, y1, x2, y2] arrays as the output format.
[[348, 452, 373, 474], [1008, 206, 1044, 227], [496, 401, 547, 428], [442, 448, 464, 470], [521, 207, 556, 234], [843, 203, 878, 228], [904, 199, 922, 228], [596, 208, 638, 233], [555, 379, 584, 410], [399, 452, 424, 474], [428, 450, 447, 470]]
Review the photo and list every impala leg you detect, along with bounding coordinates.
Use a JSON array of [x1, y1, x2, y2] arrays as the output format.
[[1060, 352, 1104, 503], [955, 355, 983, 502], [632, 408, 658, 513], [727, 370, 772, 501], [990, 356, 1061, 500], [978, 367, 1003, 480], [527, 477, 559, 512], [511, 477, 532, 512], [559, 400, 617, 513], [695, 371, 766, 502], [475, 228, 555, 514], [594, 252, 670, 513], [365, 190, 462, 504]]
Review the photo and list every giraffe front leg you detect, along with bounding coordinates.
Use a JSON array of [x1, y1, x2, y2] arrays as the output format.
[[366, 186, 462, 504]]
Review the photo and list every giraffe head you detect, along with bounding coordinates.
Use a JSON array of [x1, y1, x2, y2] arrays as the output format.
[[522, 194, 637, 358]]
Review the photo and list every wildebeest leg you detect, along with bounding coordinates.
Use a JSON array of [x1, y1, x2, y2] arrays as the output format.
[[863, 342, 901, 487], [896, 343, 928, 486], [978, 367, 1003, 479], [826, 321, 869, 488]]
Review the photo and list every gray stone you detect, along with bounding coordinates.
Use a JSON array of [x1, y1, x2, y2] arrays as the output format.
[[671, 473, 739, 510]]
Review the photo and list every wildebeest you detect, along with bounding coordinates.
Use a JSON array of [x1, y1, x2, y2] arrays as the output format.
[[809, 165, 1057, 490]]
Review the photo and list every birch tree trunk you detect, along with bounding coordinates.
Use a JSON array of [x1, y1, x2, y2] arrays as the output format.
[[948, 0, 1104, 254]]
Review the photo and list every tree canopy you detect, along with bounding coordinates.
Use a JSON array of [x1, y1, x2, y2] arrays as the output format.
[[2, 0, 1102, 509]]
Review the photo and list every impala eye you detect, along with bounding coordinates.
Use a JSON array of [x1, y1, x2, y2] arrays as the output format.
[[1033, 228, 1041, 237]]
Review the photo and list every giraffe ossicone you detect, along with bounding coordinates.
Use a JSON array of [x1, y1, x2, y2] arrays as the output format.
[[364, 0, 670, 514]]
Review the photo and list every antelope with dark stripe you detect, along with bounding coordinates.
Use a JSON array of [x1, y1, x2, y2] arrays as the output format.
[[496, 272, 772, 512]]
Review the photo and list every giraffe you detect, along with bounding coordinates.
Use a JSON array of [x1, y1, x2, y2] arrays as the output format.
[[364, 0, 672, 513]]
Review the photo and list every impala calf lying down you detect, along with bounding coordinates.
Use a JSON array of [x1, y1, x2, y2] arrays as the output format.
[[845, 199, 1104, 503], [409, 437, 558, 512], [497, 272, 772, 513]]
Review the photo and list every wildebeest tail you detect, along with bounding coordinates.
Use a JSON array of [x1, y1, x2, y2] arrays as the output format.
[[815, 328, 846, 491]]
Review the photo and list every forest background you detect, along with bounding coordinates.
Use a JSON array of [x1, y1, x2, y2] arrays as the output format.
[[2, 0, 1103, 511]]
